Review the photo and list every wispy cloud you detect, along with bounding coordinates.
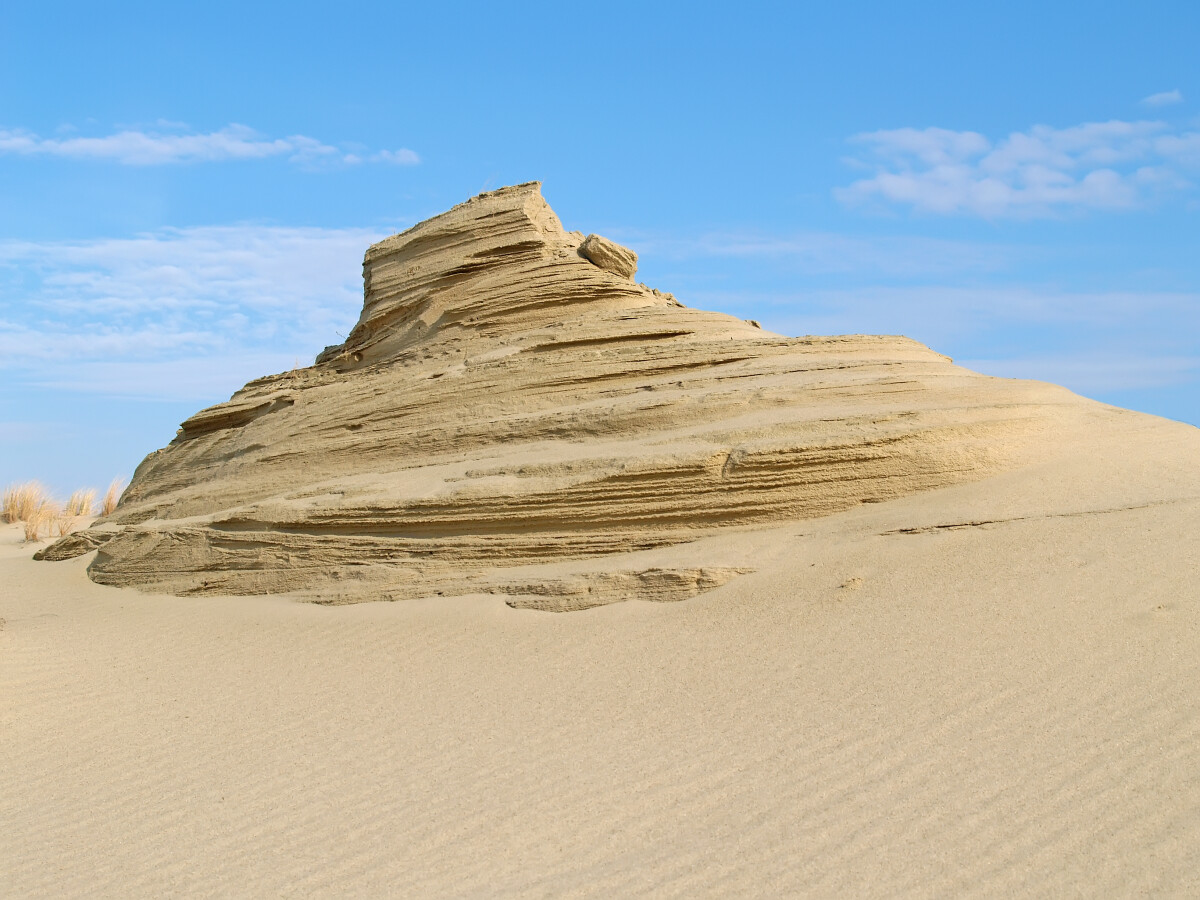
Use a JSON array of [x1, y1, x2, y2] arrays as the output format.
[[681, 283, 1200, 404], [0, 224, 398, 399], [0, 123, 420, 167], [372, 148, 421, 165], [1142, 89, 1184, 107], [959, 354, 1200, 393], [693, 284, 1200, 340], [837, 119, 1199, 217], [622, 229, 1013, 277], [2, 221, 1196, 419], [0, 421, 56, 442]]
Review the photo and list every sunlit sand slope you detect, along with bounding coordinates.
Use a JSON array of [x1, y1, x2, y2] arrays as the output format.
[[4, 413, 1199, 895]]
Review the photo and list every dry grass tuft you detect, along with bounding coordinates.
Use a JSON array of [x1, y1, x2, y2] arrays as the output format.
[[6, 476, 124, 540], [21, 500, 59, 542], [3, 481, 49, 524], [65, 488, 97, 517], [101, 478, 125, 517], [52, 513, 79, 537]]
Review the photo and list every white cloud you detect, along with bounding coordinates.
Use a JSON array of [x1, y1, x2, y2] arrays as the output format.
[[1142, 89, 1184, 107], [1156, 132, 1200, 167], [373, 148, 421, 165], [0, 123, 421, 167], [0, 421, 56, 442], [677, 283, 1200, 406], [960, 354, 1200, 393], [2, 221, 1196, 415], [23, 355, 305, 401], [850, 127, 991, 167], [622, 229, 1013, 277], [838, 119, 1199, 217], [695, 284, 1200, 340], [0, 224, 399, 400]]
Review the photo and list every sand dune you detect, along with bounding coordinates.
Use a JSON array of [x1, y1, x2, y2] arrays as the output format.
[[4, 407, 1199, 895]]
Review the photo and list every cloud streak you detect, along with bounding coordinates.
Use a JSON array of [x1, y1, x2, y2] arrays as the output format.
[[0, 224, 396, 399], [959, 354, 1200, 393], [680, 282, 1200, 403], [837, 119, 1199, 217], [0, 123, 420, 167], [2, 223, 1196, 418], [623, 229, 1014, 277], [1142, 89, 1184, 107]]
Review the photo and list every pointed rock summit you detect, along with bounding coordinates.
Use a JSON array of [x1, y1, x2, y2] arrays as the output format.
[[45, 183, 1109, 609]]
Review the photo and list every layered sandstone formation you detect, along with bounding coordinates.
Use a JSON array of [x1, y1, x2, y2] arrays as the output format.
[[43, 183, 1096, 609]]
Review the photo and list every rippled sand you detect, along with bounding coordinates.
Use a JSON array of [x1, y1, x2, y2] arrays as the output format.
[[4, 410, 1198, 896]]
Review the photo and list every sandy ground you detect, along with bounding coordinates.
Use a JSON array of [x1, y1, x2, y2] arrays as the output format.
[[3, 412, 1199, 897]]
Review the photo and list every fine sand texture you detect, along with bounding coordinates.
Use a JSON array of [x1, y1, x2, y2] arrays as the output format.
[[4, 408, 1199, 896]]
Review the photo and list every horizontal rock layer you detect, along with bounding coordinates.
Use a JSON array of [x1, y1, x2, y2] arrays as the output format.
[[53, 183, 1091, 609]]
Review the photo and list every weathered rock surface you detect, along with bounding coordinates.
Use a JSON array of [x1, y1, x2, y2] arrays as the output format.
[[32, 528, 114, 561], [47, 182, 1106, 609], [578, 233, 638, 280]]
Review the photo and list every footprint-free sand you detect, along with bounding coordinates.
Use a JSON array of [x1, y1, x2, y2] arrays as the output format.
[[4, 405, 1198, 896]]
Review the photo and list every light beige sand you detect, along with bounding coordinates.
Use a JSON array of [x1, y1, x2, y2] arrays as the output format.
[[4, 410, 1198, 896]]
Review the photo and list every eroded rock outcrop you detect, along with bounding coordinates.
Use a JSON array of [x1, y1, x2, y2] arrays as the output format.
[[578, 233, 638, 280], [46, 182, 1089, 609]]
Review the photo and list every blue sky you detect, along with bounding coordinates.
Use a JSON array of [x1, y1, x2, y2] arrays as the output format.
[[2, 1, 1197, 493]]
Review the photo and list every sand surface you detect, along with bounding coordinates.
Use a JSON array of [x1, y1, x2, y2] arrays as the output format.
[[4, 410, 1199, 896]]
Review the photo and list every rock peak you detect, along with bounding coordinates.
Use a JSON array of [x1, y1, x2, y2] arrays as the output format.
[[317, 183, 660, 368]]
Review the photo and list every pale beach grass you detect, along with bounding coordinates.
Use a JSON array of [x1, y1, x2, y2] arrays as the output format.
[[20, 501, 57, 542], [101, 478, 124, 517], [65, 489, 96, 517], [3, 481, 49, 524], [3, 478, 123, 542]]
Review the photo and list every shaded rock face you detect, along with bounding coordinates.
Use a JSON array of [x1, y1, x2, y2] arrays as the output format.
[[53, 182, 1082, 609]]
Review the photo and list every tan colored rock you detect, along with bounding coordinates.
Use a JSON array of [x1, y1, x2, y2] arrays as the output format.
[[43, 182, 1117, 609], [578, 232, 638, 280]]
